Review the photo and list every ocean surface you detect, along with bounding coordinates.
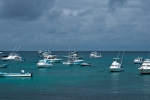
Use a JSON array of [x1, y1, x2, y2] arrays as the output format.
[[0, 51, 150, 100]]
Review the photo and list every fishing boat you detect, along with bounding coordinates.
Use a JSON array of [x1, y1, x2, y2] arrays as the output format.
[[38, 50, 57, 58], [63, 60, 74, 65], [90, 51, 102, 58], [64, 51, 83, 59], [44, 55, 61, 63], [0, 70, 32, 77], [73, 57, 84, 65], [109, 51, 124, 72], [138, 59, 150, 74], [134, 57, 144, 64], [37, 60, 53, 68], [1, 45, 25, 61], [2, 53, 25, 61]]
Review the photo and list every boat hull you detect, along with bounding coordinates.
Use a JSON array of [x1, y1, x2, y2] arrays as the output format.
[[138, 68, 150, 74], [0, 73, 32, 77], [37, 63, 53, 68], [63, 62, 74, 65], [134, 61, 143, 64], [110, 68, 124, 72], [2, 58, 25, 61], [90, 55, 101, 58], [49, 59, 61, 63], [81, 63, 91, 66]]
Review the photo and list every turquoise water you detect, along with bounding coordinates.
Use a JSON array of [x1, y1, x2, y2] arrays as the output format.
[[0, 51, 150, 100]]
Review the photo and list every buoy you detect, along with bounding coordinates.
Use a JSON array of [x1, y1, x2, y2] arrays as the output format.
[[21, 70, 25, 74]]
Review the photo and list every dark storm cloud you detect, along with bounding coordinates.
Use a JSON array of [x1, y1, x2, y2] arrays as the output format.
[[0, 0, 150, 51], [108, 0, 128, 11], [0, 0, 55, 21]]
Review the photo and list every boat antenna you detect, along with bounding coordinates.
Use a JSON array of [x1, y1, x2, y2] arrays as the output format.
[[121, 50, 125, 64], [116, 51, 120, 58], [11, 45, 17, 53], [69, 45, 70, 55], [14, 45, 21, 53], [74, 47, 76, 52], [148, 53, 149, 59]]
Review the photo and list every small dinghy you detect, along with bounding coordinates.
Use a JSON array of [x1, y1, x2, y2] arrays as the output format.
[[0, 70, 33, 77]]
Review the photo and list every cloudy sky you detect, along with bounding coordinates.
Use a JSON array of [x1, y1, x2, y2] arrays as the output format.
[[0, 0, 149, 51]]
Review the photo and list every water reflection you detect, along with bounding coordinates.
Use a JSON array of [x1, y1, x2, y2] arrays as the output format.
[[110, 72, 121, 94]]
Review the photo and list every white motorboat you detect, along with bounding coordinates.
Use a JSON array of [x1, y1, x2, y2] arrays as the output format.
[[63, 56, 84, 65], [90, 51, 102, 58], [109, 52, 124, 72], [0, 63, 9, 68], [1, 45, 25, 61], [81, 62, 91, 66], [63, 55, 74, 65], [134, 57, 144, 64], [37, 60, 53, 68], [37, 50, 43, 57], [138, 59, 150, 74], [38, 50, 57, 58], [0, 70, 32, 77], [65, 51, 83, 59], [73, 58, 84, 65], [63, 60, 74, 65], [44, 55, 61, 63], [1, 53, 25, 61], [39, 51, 50, 58]]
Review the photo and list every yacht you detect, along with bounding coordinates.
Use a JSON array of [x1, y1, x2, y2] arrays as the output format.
[[44, 55, 61, 63], [63, 55, 74, 65], [65, 51, 83, 59], [38, 51, 50, 58], [63, 56, 84, 65], [37, 60, 53, 68], [134, 57, 144, 64], [138, 59, 150, 74], [73, 57, 84, 65], [1, 53, 25, 61], [38, 50, 57, 58], [1, 45, 25, 61], [90, 51, 102, 58], [109, 52, 124, 72]]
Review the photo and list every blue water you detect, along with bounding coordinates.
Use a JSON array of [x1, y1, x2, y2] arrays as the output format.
[[0, 51, 150, 100]]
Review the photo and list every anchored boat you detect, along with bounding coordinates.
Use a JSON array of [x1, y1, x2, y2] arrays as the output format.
[[109, 51, 124, 72], [0, 70, 32, 77]]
